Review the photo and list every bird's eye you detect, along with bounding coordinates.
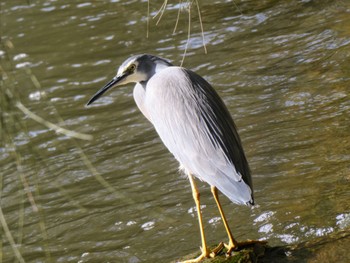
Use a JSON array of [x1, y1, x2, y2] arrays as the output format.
[[129, 64, 136, 72]]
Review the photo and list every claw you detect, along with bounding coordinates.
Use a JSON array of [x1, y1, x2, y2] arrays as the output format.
[[209, 242, 224, 257], [224, 240, 268, 256], [178, 247, 210, 263], [179, 253, 207, 263], [224, 240, 237, 256], [179, 242, 225, 263]]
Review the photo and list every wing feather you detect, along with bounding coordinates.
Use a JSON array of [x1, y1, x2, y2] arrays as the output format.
[[145, 67, 253, 205]]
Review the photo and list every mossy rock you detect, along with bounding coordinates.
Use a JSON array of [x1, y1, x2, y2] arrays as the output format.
[[172, 229, 350, 263], [173, 242, 266, 263]]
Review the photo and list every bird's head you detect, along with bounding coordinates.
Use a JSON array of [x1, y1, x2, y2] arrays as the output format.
[[87, 54, 172, 105]]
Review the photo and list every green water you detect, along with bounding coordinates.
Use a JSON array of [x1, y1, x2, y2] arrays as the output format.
[[1, 0, 350, 262]]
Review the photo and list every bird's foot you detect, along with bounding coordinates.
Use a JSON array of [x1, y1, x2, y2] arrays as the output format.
[[178, 249, 209, 263], [210, 242, 225, 257], [178, 243, 224, 263], [224, 239, 268, 256], [223, 240, 237, 256]]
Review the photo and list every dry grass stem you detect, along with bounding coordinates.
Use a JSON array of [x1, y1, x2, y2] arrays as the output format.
[[154, 0, 168, 25], [180, 2, 191, 66], [195, 0, 207, 54], [15, 102, 93, 141], [0, 206, 25, 263]]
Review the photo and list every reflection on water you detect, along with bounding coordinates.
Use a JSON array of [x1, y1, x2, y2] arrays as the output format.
[[1, 0, 350, 262]]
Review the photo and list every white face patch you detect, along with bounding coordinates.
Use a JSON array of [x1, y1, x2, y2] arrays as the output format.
[[117, 60, 138, 76], [125, 70, 148, 83], [116, 60, 147, 85]]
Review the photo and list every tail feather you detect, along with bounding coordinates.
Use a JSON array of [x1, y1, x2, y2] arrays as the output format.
[[212, 172, 254, 206]]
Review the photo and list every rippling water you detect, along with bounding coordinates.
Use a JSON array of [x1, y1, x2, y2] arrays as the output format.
[[1, 0, 350, 262]]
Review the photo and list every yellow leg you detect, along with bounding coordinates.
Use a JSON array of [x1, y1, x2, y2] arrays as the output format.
[[210, 186, 267, 255], [211, 186, 238, 255], [180, 174, 210, 263]]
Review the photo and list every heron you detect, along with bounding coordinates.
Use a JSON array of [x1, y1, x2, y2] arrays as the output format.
[[87, 54, 257, 262]]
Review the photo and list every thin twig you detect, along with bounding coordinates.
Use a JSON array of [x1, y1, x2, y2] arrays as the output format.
[[22, 65, 118, 197], [195, 0, 207, 54], [154, 0, 168, 25], [15, 102, 93, 141], [146, 0, 150, 38], [173, 0, 182, 34], [232, 0, 243, 15], [180, 2, 191, 66], [0, 206, 25, 263]]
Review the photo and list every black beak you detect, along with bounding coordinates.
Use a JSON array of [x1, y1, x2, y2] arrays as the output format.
[[86, 74, 126, 106]]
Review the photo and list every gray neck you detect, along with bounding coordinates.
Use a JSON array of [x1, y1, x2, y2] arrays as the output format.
[[140, 59, 172, 87]]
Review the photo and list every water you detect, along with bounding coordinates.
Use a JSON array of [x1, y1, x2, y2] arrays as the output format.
[[1, 0, 350, 262]]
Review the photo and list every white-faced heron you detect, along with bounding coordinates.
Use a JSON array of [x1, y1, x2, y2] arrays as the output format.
[[87, 54, 258, 262]]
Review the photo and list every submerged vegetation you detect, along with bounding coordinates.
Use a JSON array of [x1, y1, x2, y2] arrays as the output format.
[[0, 40, 99, 262]]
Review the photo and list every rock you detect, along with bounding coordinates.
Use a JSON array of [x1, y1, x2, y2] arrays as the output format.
[[172, 229, 350, 263]]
